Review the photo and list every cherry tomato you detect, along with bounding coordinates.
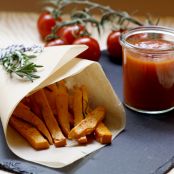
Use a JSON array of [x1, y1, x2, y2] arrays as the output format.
[[45, 38, 68, 47], [57, 25, 85, 44], [107, 30, 123, 63], [37, 12, 62, 39], [73, 36, 101, 61]]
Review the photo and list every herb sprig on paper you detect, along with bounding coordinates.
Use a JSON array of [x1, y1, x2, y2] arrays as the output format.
[[0, 45, 43, 82]]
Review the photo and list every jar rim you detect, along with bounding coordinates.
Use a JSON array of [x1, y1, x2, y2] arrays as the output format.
[[120, 26, 174, 54]]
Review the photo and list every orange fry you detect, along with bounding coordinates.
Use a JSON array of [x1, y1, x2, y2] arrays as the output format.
[[44, 84, 58, 116], [95, 122, 112, 144], [29, 95, 42, 119], [13, 102, 53, 145], [10, 116, 49, 150], [73, 88, 87, 144], [80, 85, 91, 116], [68, 106, 106, 139], [31, 89, 66, 147], [69, 112, 74, 128], [68, 95, 74, 113], [21, 97, 31, 108], [56, 81, 70, 137]]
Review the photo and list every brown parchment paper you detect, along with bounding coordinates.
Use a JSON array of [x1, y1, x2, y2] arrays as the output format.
[[0, 45, 126, 168]]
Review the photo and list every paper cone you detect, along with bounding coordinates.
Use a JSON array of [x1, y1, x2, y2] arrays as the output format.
[[0, 45, 126, 168]]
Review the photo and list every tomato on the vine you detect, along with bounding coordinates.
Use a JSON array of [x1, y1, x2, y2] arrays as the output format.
[[37, 12, 62, 39], [57, 25, 85, 44], [45, 38, 68, 47], [73, 36, 101, 61], [107, 30, 124, 63]]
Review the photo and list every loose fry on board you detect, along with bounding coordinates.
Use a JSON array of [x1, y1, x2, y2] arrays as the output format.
[[73, 87, 87, 144], [32, 89, 66, 147], [10, 117, 49, 150], [95, 122, 112, 144], [13, 102, 53, 145], [44, 84, 58, 115], [56, 81, 70, 137], [68, 106, 106, 139]]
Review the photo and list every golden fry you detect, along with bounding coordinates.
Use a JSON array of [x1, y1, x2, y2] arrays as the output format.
[[95, 122, 112, 144], [29, 95, 42, 119], [69, 112, 74, 128], [56, 81, 70, 137], [31, 89, 66, 147], [13, 102, 53, 145], [73, 88, 87, 144], [44, 84, 58, 116], [80, 85, 90, 117], [10, 116, 49, 150], [78, 137, 88, 144], [68, 106, 106, 139], [21, 97, 31, 108], [73, 88, 84, 126], [68, 95, 74, 113]]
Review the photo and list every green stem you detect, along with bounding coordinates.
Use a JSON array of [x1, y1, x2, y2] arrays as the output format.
[[58, 0, 143, 26]]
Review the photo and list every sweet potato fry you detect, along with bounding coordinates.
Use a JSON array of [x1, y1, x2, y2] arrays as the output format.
[[21, 97, 31, 108], [31, 89, 66, 147], [68, 106, 106, 139], [69, 112, 74, 128], [73, 88, 87, 144], [80, 85, 90, 117], [56, 81, 70, 137], [29, 95, 42, 119], [73, 88, 84, 126], [13, 102, 53, 145], [95, 122, 112, 144], [44, 84, 58, 116], [9, 116, 49, 150], [68, 95, 74, 113]]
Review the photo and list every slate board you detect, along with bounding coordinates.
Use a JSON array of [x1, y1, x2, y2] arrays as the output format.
[[0, 51, 174, 174]]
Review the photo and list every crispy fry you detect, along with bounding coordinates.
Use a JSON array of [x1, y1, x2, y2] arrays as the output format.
[[29, 95, 42, 119], [80, 85, 89, 117], [68, 95, 74, 113], [80, 85, 92, 117], [78, 137, 88, 144], [44, 84, 58, 116], [73, 88, 87, 144], [21, 97, 31, 108], [68, 106, 106, 139], [13, 102, 53, 145], [73, 88, 84, 126], [56, 81, 70, 137], [10, 116, 49, 150], [31, 89, 66, 147], [95, 122, 112, 144], [69, 112, 74, 128]]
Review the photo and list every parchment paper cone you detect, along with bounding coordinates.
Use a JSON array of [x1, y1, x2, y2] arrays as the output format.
[[0, 45, 126, 168]]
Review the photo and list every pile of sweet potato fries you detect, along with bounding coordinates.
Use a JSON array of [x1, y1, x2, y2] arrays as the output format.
[[10, 81, 112, 150]]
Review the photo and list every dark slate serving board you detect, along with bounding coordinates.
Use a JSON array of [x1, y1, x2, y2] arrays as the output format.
[[0, 51, 174, 174]]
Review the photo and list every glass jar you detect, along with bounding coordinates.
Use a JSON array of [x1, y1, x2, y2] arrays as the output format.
[[120, 26, 174, 114]]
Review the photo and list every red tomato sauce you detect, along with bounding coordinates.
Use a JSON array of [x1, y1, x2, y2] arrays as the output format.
[[123, 39, 174, 111]]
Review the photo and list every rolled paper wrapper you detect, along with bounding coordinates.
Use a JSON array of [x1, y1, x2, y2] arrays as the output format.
[[0, 45, 126, 168]]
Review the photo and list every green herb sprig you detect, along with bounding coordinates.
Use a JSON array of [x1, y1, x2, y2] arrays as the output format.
[[0, 45, 43, 82]]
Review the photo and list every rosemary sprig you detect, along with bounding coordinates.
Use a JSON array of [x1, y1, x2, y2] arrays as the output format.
[[0, 45, 43, 82]]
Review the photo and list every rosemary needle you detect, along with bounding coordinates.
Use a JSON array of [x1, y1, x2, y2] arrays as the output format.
[[0, 45, 43, 82]]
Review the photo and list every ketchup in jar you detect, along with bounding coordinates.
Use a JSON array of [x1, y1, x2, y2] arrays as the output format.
[[120, 26, 174, 114]]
